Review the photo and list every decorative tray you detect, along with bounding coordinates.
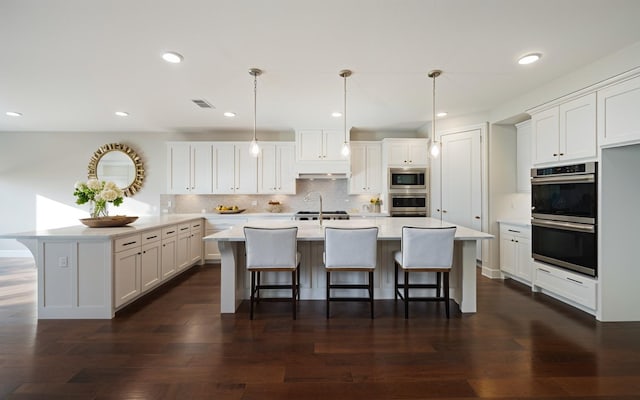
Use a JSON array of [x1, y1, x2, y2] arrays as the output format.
[[215, 209, 246, 214], [80, 216, 139, 228]]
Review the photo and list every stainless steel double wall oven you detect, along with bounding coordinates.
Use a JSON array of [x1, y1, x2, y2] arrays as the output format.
[[388, 168, 428, 217], [531, 162, 597, 277]]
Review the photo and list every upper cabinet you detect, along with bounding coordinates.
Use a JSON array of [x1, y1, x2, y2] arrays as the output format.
[[516, 120, 532, 193], [258, 142, 296, 194], [296, 130, 344, 161], [598, 75, 640, 148], [384, 138, 428, 166], [213, 143, 258, 194], [531, 93, 597, 165], [167, 142, 213, 194], [349, 142, 382, 195]]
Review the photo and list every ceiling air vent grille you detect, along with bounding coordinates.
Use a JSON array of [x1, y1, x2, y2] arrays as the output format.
[[192, 99, 214, 109]]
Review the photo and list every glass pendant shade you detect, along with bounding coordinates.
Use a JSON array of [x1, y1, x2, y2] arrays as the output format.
[[341, 142, 350, 157]]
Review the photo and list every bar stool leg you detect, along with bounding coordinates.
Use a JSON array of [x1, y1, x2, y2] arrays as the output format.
[[394, 262, 399, 300], [444, 271, 450, 319], [326, 271, 331, 319], [250, 271, 256, 320], [404, 270, 409, 319], [369, 270, 374, 319], [436, 271, 441, 297], [291, 270, 297, 320]]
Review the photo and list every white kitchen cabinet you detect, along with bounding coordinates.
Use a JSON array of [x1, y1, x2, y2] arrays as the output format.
[[532, 93, 596, 165], [499, 223, 532, 284], [140, 229, 162, 293], [176, 223, 191, 271], [189, 220, 203, 265], [532, 262, 597, 311], [214, 143, 258, 194], [258, 142, 296, 194], [161, 225, 178, 280], [598, 74, 640, 148], [385, 138, 428, 166], [167, 142, 213, 194], [114, 233, 142, 308], [296, 130, 344, 161], [349, 142, 382, 194], [516, 120, 532, 193]]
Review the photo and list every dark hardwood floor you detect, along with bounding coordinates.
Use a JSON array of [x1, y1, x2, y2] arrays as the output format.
[[2, 257, 640, 399]]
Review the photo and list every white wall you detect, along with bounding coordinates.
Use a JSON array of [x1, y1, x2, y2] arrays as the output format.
[[0, 132, 171, 254]]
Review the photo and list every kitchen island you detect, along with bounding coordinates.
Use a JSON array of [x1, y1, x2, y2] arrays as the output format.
[[0, 215, 205, 319], [204, 217, 493, 314]]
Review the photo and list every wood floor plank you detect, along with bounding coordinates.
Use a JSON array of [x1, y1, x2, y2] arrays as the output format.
[[2, 258, 640, 399]]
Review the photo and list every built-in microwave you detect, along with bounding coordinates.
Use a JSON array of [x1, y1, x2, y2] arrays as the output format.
[[389, 168, 427, 191]]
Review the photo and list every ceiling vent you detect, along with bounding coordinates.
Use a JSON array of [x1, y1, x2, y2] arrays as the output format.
[[191, 99, 214, 109]]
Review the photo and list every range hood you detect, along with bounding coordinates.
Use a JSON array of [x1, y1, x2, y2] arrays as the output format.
[[296, 172, 349, 180]]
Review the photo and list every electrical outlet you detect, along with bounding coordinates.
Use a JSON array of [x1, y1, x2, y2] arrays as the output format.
[[58, 256, 68, 268]]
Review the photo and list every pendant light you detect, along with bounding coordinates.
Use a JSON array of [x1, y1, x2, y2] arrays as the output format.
[[339, 69, 352, 157], [249, 68, 262, 157], [428, 69, 442, 158]]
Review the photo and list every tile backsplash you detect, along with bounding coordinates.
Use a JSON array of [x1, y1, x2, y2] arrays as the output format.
[[162, 180, 381, 214]]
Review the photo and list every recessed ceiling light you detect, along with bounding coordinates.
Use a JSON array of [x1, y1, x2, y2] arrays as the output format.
[[331, 112, 342, 118], [223, 112, 236, 117], [162, 51, 183, 64], [437, 112, 448, 117], [115, 111, 129, 117], [6, 111, 22, 117], [518, 53, 542, 65]]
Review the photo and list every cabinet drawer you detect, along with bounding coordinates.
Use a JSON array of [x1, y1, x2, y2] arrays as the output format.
[[114, 234, 142, 253], [500, 224, 530, 239], [534, 262, 596, 309], [162, 225, 178, 239], [190, 220, 203, 231], [178, 223, 191, 236], [141, 229, 161, 245]]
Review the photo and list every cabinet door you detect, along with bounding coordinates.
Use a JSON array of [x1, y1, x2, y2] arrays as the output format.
[[114, 246, 141, 307], [190, 143, 214, 194], [441, 129, 482, 231], [598, 75, 640, 147], [560, 93, 596, 161], [323, 130, 345, 160], [407, 142, 428, 165], [161, 237, 177, 279], [167, 143, 192, 194], [141, 241, 161, 292], [387, 142, 409, 165], [277, 144, 296, 194], [349, 143, 368, 193], [214, 144, 237, 194], [176, 224, 191, 271], [365, 144, 382, 193], [500, 235, 517, 275], [234, 143, 258, 194], [189, 221, 203, 264], [516, 237, 532, 282], [297, 130, 324, 160], [516, 120, 532, 193], [532, 107, 559, 165], [258, 144, 278, 193]]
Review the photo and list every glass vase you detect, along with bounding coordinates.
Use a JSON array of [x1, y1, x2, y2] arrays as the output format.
[[90, 200, 109, 218]]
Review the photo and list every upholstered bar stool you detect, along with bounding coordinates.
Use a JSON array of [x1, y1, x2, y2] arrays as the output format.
[[393, 226, 456, 318], [243, 226, 301, 320], [324, 226, 378, 318]]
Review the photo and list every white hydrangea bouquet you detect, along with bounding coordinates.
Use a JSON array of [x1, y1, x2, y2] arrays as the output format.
[[74, 178, 123, 218]]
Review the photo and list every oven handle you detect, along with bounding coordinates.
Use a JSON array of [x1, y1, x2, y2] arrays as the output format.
[[532, 219, 595, 233], [531, 174, 595, 185]]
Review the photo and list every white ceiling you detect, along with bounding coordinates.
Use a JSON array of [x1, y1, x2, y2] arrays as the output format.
[[2, 0, 640, 135]]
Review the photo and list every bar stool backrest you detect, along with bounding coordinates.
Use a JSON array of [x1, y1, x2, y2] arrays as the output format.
[[244, 226, 298, 269], [400, 226, 456, 269], [324, 227, 378, 268]]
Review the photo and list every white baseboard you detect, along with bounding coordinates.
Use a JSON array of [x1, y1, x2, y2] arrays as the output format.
[[482, 265, 502, 279]]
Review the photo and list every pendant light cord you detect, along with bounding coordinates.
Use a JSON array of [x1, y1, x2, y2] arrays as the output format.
[[253, 72, 257, 142]]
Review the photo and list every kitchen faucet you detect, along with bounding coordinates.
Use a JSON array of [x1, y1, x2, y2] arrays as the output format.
[[304, 191, 323, 225]]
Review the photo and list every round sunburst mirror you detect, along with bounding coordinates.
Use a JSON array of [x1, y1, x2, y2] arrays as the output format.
[[88, 143, 144, 197]]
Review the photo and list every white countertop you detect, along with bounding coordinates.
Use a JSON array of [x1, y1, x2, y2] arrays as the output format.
[[0, 214, 205, 240], [204, 217, 493, 241], [497, 219, 531, 227]]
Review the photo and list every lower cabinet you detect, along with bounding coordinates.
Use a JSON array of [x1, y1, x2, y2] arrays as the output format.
[[114, 219, 203, 310], [532, 262, 597, 311], [499, 223, 532, 284]]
